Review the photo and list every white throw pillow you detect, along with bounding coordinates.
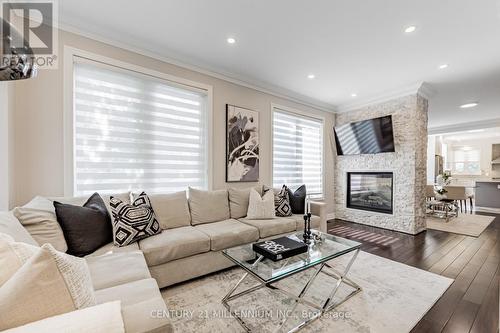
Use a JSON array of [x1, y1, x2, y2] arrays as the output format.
[[246, 188, 276, 219], [0, 242, 96, 330]]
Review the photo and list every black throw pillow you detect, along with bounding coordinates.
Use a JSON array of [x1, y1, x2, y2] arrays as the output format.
[[287, 185, 307, 214], [54, 193, 112, 257]]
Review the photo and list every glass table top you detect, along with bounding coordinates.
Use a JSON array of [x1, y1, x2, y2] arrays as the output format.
[[222, 231, 361, 283]]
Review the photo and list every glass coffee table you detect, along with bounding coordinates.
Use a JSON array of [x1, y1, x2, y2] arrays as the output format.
[[222, 231, 362, 332]]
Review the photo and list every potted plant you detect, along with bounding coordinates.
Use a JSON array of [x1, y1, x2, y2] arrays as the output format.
[[434, 171, 452, 200]]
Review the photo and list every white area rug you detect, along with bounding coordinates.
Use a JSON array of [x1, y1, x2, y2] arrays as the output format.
[[426, 214, 495, 237], [161, 251, 453, 333]]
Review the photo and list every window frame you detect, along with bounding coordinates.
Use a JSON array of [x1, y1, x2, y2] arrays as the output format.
[[270, 103, 325, 199], [63, 46, 213, 196]]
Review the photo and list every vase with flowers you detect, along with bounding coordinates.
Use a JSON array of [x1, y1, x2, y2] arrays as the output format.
[[434, 171, 452, 200]]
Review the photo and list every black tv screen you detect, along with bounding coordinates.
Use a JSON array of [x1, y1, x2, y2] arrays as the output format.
[[334, 115, 395, 155]]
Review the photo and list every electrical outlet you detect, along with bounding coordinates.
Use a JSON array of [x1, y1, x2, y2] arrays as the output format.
[[497, 184, 500, 190]]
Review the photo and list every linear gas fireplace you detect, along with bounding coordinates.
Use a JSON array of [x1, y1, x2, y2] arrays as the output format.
[[347, 172, 393, 214]]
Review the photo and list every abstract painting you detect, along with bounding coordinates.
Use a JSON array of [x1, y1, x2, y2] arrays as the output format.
[[226, 104, 259, 182]]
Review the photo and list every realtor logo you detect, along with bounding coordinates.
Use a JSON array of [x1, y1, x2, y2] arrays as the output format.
[[1, 0, 58, 69]]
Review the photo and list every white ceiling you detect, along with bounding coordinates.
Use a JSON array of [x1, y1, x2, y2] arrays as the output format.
[[58, 0, 500, 126]]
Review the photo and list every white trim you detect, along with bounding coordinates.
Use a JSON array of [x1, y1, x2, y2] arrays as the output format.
[[63, 46, 214, 195], [58, 23, 336, 114], [474, 206, 500, 214], [336, 82, 433, 113], [270, 103, 326, 198], [428, 117, 500, 135]]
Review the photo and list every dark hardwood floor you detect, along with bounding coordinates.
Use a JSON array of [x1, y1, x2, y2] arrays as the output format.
[[327, 212, 499, 333]]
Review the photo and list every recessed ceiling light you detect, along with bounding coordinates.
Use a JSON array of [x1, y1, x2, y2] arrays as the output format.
[[404, 25, 417, 33], [351, 93, 357, 97], [307, 74, 315, 79], [439, 64, 449, 69], [226, 37, 236, 44], [467, 129, 485, 133], [460, 102, 479, 109]]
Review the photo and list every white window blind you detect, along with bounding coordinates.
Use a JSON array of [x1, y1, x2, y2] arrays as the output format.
[[273, 109, 324, 196], [73, 60, 208, 195]]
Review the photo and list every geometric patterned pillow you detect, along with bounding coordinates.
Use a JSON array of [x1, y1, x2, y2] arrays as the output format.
[[274, 185, 293, 217], [109, 192, 160, 247]]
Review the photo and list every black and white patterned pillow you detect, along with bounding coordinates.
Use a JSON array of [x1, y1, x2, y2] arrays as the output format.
[[275, 185, 293, 217], [110, 192, 160, 247]]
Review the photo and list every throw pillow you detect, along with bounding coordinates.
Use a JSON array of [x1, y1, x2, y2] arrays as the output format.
[[13, 196, 68, 252], [110, 192, 160, 247], [0, 235, 38, 287], [287, 185, 307, 214], [275, 185, 293, 217], [0, 243, 96, 331], [246, 188, 275, 219], [53, 193, 113, 257], [228, 186, 263, 219]]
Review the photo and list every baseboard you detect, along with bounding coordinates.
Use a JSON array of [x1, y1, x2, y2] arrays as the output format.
[[474, 206, 500, 214], [326, 213, 335, 220]]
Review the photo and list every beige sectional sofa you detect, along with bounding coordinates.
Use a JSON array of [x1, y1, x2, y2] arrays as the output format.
[[0, 187, 326, 332]]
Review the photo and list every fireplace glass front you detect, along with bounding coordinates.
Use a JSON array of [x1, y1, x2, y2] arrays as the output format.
[[347, 172, 393, 214]]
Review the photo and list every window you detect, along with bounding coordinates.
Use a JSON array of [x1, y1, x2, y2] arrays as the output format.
[[72, 60, 208, 195], [445, 145, 481, 175], [272, 108, 324, 197]]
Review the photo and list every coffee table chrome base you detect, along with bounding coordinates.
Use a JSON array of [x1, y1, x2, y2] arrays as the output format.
[[222, 249, 361, 333]]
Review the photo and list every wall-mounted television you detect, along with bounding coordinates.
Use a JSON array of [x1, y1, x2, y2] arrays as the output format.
[[334, 115, 395, 156]]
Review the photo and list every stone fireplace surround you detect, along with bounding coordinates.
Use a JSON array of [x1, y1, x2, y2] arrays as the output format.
[[333, 93, 428, 235]]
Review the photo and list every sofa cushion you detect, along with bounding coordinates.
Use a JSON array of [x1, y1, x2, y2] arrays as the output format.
[[228, 186, 262, 219], [85, 242, 140, 258], [143, 191, 191, 229], [0, 212, 37, 246], [86, 251, 151, 290], [13, 196, 68, 252], [194, 219, 259, 251], [138, 226, 210, 266], [95, 278, 172, 333], [239, 217, 296, 238], [54, 193, 113, 257], [188, 187, 230, 225], [4, 301, 125, 333], [0, 243, 96, 331], [292, 214, 321, 230]]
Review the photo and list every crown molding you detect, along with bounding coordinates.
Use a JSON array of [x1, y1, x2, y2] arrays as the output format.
[[428, 117, 500, 135], [336, 82, 434, 113], [57, 22, 337, 113]]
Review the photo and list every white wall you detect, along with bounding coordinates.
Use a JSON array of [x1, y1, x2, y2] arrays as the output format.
[[0, 83, 8, 210], [427, 136, 436, 184], [10, 29, 336, 212], [0, 83, 15, 210]]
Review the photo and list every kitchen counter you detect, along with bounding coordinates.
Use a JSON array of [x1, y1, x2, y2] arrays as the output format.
[[475, 181, 500, 208]]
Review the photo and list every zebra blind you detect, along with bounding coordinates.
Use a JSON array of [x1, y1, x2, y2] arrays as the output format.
[[273, 109, 324, 196], [73, 60, 208, 195]]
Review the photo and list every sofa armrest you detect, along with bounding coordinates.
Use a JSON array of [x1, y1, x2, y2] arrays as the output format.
[[310, 201, 327, 232], [3, 301, 125, 333]]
